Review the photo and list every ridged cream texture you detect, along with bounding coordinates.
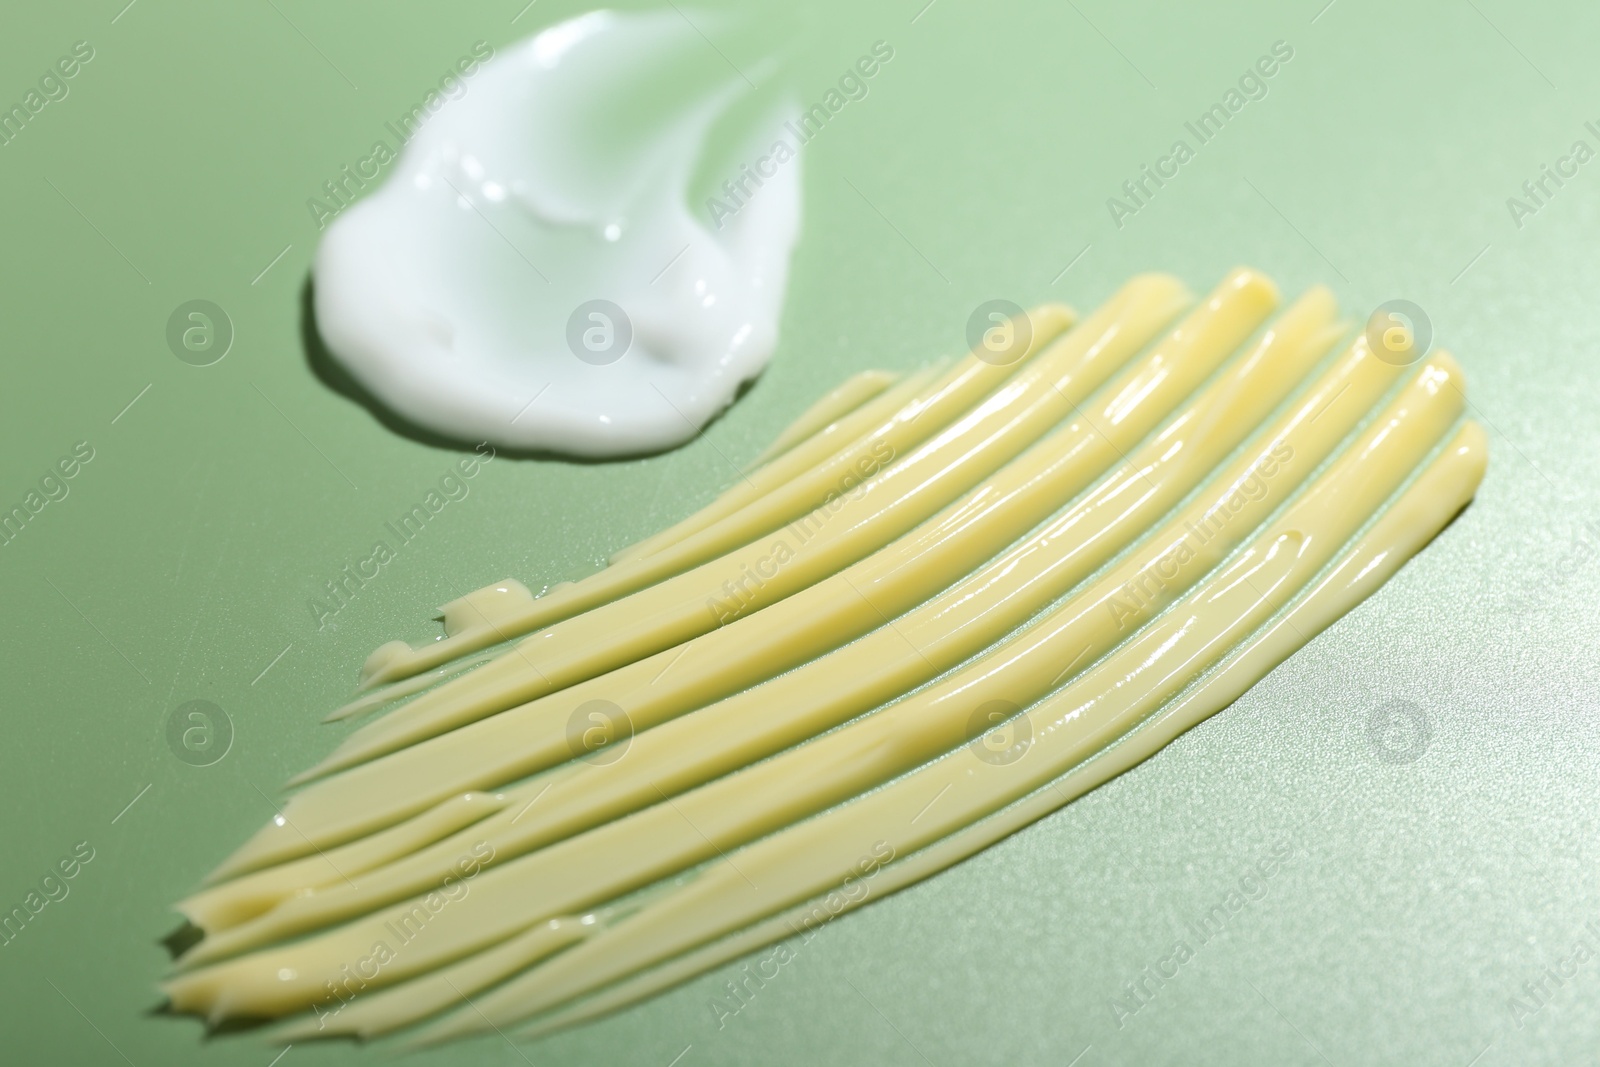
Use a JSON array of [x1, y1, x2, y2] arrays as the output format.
[[163, 269, 1485, 1043]]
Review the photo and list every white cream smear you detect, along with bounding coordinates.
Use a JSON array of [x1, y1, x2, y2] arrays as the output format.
[[313, 11, 801, 457]]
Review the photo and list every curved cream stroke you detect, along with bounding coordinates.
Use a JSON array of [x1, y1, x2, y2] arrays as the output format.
[[606, 363, 944, 566], [164, 270, 1484, 1038], [272, 418, 1487, 1044], [163, 351, 1466, 1016], [744, 368, 900, 470]]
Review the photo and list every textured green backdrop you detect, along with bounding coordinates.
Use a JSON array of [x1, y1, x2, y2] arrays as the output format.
[[2, 1, 1596, 1064]]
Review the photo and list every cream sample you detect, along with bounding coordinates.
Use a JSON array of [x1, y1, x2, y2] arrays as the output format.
[[165, 269, 1483, 1044], [314, 11, 800, 457]]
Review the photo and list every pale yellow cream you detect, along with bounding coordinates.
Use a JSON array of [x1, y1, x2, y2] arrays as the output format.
[[164, 269, 1484, 1043]]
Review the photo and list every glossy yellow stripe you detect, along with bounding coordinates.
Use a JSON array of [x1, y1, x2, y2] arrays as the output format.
[[161, 355, 1463, 1017], [176, 792, 504, 933], [275, 915, 592, 1042], [747, 369, 900, 468], [618, 364, 943, 563], [165, 267, 1487, 1045]]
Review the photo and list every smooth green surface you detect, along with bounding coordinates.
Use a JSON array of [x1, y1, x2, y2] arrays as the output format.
[[1, 1, 1593, 1064]]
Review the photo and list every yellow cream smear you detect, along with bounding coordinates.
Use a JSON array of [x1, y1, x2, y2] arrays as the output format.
[[165, 269, 1484, 1045]]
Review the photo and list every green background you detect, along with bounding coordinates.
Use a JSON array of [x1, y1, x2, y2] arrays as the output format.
[[2, 0, 1595, 1063]]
